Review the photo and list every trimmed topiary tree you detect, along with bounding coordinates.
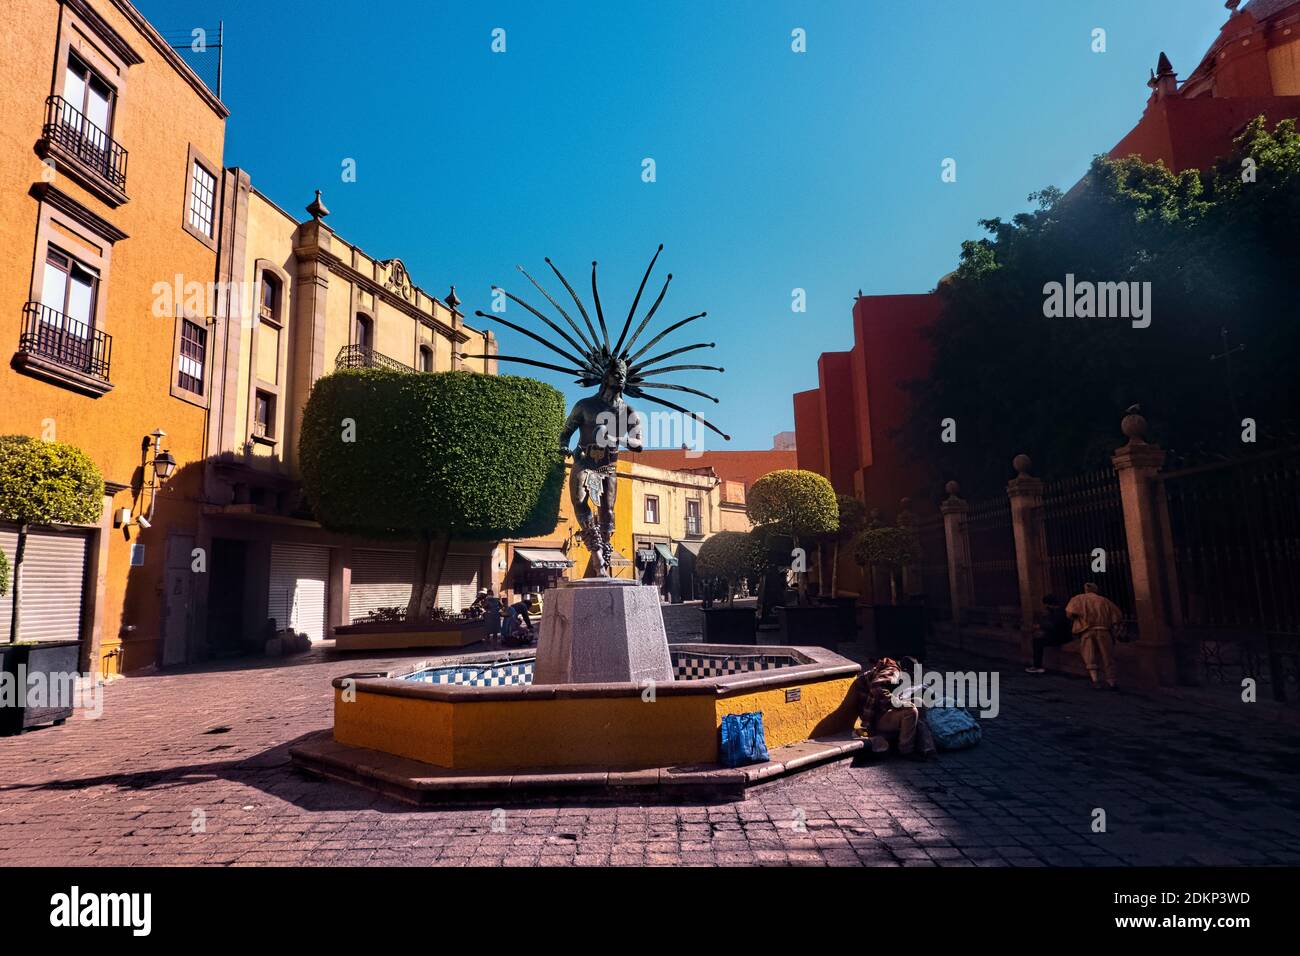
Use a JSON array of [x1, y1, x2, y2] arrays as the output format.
[[299, 369, 566, 622], [0, 548, 9, 599], [853, 523, 922, 605], [828, 494, 869, 598], [696, 531, 764, 607], [0, 435, 104, 643], [746, 469, 838, 603]]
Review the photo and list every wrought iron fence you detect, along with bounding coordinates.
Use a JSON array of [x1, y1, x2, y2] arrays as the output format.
[[1044, 467, 1136, 627], [916, 511, 951, 622], [1161, 446, 1300, 698], [335, 344, 414, 373], [43, 95, 128, 191], [18, 301, 112, 380], [965, 495, 1019, 625]]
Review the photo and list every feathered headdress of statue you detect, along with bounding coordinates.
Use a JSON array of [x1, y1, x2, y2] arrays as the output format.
[[459, 245, 730, 440]]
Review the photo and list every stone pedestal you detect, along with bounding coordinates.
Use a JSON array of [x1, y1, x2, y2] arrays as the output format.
[[533, 579, 673, 685]]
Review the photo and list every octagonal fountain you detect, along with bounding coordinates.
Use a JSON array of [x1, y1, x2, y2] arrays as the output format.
[[292, 580, 864, 802]]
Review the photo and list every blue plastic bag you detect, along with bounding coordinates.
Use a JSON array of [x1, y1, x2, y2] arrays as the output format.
[[923, 698, 982, 750], [719, 712, 770, 767]]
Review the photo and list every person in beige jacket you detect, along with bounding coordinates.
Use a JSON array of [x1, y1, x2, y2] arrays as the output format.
[[1065, 583, 1123, 689]]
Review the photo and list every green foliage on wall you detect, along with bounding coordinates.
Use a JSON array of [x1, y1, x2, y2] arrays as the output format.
[[0, 435, 104, 527], [299, 369, 566, 541], [902, 117, 1300, 496]]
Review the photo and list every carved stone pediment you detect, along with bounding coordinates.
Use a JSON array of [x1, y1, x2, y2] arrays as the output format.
[[381, 258, 414, 301]]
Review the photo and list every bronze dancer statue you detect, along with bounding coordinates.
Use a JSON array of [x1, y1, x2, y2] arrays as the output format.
[[462, 245, 729, 577]]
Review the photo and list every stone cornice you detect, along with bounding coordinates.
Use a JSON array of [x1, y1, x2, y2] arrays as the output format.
[[30, 183, 129, 243], [314, 251, 471, 344], [63, 0, 143, 66]]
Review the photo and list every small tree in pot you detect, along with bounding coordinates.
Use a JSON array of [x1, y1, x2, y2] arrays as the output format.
[[300, 369, 565, 623], [746, 469, 838, 606], [695, 530, 765, 642], [827, 494, 868, 599], [854, 520, 926, 658]]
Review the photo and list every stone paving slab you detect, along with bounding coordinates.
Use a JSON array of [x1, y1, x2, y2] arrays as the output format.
[[1, 636, 1298, 867]]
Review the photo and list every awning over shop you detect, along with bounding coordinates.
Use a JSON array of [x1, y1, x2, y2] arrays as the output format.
[[654, 543, 679, 567], [512, 548, 574, 570], [675, 540, 703, 557], [636, 549, 658, 564]]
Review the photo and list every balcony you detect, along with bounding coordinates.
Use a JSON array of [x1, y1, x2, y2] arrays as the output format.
[[685, 515, 704, 538], [15, 301, 113, 396], [335, 344, 413, 373], [38, 95, 129, 204]]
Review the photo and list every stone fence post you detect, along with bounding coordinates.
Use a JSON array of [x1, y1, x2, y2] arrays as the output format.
[[941, 481, 974, 627], [1007, 454, 1051, 660], [1111, 408, 1180, 687]]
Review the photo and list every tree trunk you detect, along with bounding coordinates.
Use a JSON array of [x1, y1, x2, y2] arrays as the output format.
[[405, 532, 451, 623], [831, 541, 840, 598], [7, 523, 26, 644], [794, 534, 808, 606]]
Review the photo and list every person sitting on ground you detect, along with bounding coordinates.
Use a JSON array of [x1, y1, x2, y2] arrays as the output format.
[[1065, 582, 1123, 690], [853, 657, 936, 757], [1025, 593, 1072, 674]]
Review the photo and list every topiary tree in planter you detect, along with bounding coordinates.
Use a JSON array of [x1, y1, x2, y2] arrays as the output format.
[[299, 369, 566, 622], [0, 436, 104, 644], [696, 531, 764, 608], [827, 494, 868, 599], [746, 469, 838, 604], [853, 523, 922, 606], [0, 549, 8, 600]]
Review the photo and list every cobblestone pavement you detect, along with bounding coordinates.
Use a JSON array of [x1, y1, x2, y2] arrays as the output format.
[[2, 608, 1298, 866]]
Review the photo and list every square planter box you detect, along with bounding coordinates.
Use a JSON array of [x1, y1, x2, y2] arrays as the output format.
[[702, 607, 757, 644], [774, 604, 858, 650], [871, 605, 927, 660], [0, 639, 81, 736]]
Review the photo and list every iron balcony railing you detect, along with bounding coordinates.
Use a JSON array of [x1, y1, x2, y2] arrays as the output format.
[[335, 344, 414, 373], [19, 301, 112, 381], [42, 95, 128, 192], [685, 515, 703, 537]]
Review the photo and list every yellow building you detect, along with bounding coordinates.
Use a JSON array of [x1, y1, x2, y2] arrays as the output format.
[[0, 0, 228, 675], [498, 460, 635, 596], [187, 180, 497, 659], [627, 461, 721, 599]]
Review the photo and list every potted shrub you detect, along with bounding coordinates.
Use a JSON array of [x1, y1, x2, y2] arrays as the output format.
[[695, 531, 762, 643], [747, 470, 854, 647], [300, 369, 565, 650], [0, 435, 103, 735], [854, 521, 926, 659], [822, 494, 868, 603]]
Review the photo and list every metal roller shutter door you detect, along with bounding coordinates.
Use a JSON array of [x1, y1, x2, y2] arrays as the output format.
[[0, 526, 89, 643], [348, 549, 414, 623], [441, 554, 480, 613], [348, 550, 479, 617], [268, 543, 329, 642]]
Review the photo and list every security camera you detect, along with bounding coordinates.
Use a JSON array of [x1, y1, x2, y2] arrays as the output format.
[[136, 515, 151, 530]]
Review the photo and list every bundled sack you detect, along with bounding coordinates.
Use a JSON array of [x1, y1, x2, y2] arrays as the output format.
[[719, 712, 770, 767], [921, 697, 982, 751]]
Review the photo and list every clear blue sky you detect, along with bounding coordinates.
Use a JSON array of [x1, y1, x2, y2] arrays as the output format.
[[140, 0, 1229, 449]]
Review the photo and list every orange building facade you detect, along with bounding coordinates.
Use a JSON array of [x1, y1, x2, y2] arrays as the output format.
[[0, 0, 228, 675]]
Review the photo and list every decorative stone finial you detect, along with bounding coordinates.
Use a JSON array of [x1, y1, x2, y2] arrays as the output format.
[[306, 189, 330, 221], [1121, 404, 1149, 444], [1226, 0, 1241, 13], [446, 284, 461, 311], [944, 480, 960, 497], [1012, 453, 1033, 477]]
